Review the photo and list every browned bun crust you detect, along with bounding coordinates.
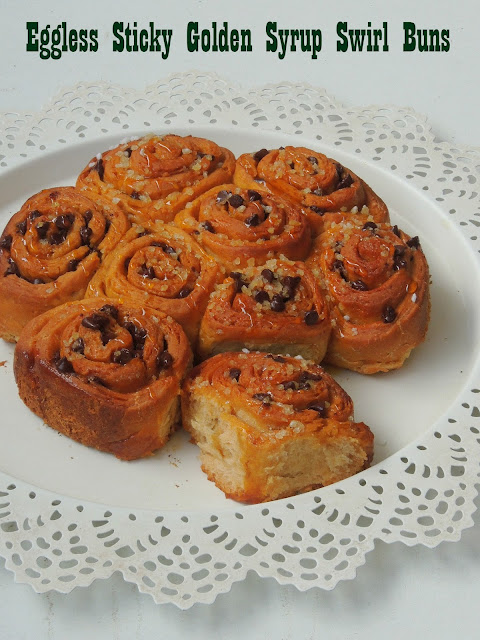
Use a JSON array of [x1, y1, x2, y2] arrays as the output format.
[[174, 183, 311, 271], [234, 146, 389, 236], [182, 351, 374, 503], [0, 186, 129, 343], [198, 259, 331, 362], [85, 224, 220, 344], [14, 298, 192, 459], [76, 134, 236, 227], [306, 219, 430, 373]]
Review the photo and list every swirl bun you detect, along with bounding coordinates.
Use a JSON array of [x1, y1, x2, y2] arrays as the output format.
[[174, 184, 311, 270], [14, 298, 192, 459], [0, 187, 129, 342], [234, 146, 389, 235], [182, 351, 374, 502], [306, 220, 430, 373], [77, 134, 236, 226], [198, 259, 330, 361], [86, 224, 220, 343]]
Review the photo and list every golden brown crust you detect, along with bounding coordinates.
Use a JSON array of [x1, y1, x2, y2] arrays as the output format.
[[14, 298, 192, 459], [182, 352, 374, 503], [76, 134, 236, 227], [306, 220, 430, 373], [85, 224, 220, 344], [174, 183, 311, 270], [234, 146, 389, 236], [198, 259, 331, 362], [0, 187, 129, 343]]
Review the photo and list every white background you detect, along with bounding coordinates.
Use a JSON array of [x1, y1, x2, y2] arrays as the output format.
[[0, 0, 479, 638]]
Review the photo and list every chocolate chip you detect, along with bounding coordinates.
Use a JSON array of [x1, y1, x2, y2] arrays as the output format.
[[281, 380, 297, 391], [282, 276, 301, 299], [253, 392, 272, 405], [308, 402, 327, 418], [157, 350, 173, 370], [201, 220, 215, 233], [245, 213, 260, 227], [266, 354, 286, 363], [130, 190, 141, 200], [111, 349, 133, 365], [392, 225, 401, 238], [36, 222, 50, 239], [125, 147, 132, 157], [4, 258, 19, 277], [80, 226, 92, 245], [407, 236, 420, 249], [71, 338, 85, 354], [393, 254, 407, 271], [55, 356, 73, 374], [99, 304, 118, 319], [32, 278, 45, 285], [313, 188, 324, 196], [101, 331, 116, 346], [335, 163, 344, 177], [0, 235, 12, 250], [81, 313, 109, 331], [289, 161, 295, 169], [351, 279, 368, 291], [247, 190, 262, 202], [298, 371, 322, 383], [54, 214, 74, 230], [229, 194, 244, 209], [253, 148, 269, 163], [67, 259, 79, 272], [130, 326, 147, 351], [254, 290, 270, 304], [16, 221, 27, 236], [94, 158, 104, 181], [29, 210, 41, 221], [310, 206, 326, 215], [337, 173, 354, 190], [382, 305, 397, 323], [332, 260, 348, 281], [304, 310, 319, 325], [151, 242, 176, 255], [362, 221, 377, 232], [216, 190, 230, 204], [308, 156, 318, 165], [84, 210, 93, 225], [270, 294, 285, 312], [138, 263, 155, 279], [49, 191, 60, 201], [49, 230, 67, 245], [297, 382, 311, 391], [230, 271, 248, 293], [229, 368, 241, 381], [261, 268, 274, 283], [177, 286, 192, 298]]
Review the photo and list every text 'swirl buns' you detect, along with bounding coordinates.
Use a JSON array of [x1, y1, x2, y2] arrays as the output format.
[[307, 220, 430, 373], [234, 146, 389, 235], [175, 184, 311, 270], [77, 134, 236, 227], [0, 187, 129, 343], [86, 224, 220, 343], [14, 299, 192, 460], [182, 352, 374, 503], [198, 259, 330, 362]]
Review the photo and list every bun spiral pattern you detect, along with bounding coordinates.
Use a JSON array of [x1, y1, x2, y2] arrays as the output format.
[[174, 184, 311, 270], [14, 298, 191, 459], [86, 224, 220, 343], [0, 187, 129, 342], [307, 220, 430, 373], [182, 351, 374, 503], [198, 259, 330, 362], [234, 146, 389, 235], [77, 134, 236, 227]]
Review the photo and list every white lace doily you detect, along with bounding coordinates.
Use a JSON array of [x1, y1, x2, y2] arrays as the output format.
[[0, 72, 479, 609]]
